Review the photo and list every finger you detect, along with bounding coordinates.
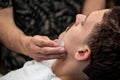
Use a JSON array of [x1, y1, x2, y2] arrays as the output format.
[[38, 53, 66, 60], [28, 42, 41, 53], [29, 44, 65, 55], [42, 36, 50, 40], [37, 47, 65, 54], [32, 36, 58, 47], [53, 39, 59, 42], [31, 48, 67, 61]]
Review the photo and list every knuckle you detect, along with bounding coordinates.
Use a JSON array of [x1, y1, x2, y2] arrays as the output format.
[[32, 35, 42, 42], [33, 35, 40, 38], [47, 42, 53, 46], [39, 40, 44, 44], [41, 48, 47, 54]]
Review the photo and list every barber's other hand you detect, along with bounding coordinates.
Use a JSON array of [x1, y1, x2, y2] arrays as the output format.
[[21, 35, 66, 61]]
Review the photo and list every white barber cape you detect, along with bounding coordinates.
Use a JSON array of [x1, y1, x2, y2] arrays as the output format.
[[0, 60, 60, 80]]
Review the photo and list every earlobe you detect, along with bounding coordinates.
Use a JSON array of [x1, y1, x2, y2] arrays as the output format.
[[74, 45, 91, 61]]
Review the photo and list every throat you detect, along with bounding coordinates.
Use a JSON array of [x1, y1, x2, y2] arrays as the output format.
[[58, 71, 89, 80], [59, 75, 88, 80]]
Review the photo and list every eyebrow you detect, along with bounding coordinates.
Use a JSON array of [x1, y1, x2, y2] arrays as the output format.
[[65, 23, 74, 32], [66, 13, 91, 31]]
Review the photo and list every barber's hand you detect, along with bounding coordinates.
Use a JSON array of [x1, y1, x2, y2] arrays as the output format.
[[21, 35, 66, 61]]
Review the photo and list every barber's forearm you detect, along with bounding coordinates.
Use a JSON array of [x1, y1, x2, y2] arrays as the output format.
[[82, 0, 106, 15], [0, 22, 28, 55], [0, 7, 27, 55]]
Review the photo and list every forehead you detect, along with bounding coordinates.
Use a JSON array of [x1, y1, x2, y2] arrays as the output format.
[[84, 9, 110, 30], [80, 9, 110, 42], [86, 9, 110, 23], [90, 10, 109, 20]]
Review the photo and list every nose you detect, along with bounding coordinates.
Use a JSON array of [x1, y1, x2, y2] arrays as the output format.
[[75, 14, 86, 26]]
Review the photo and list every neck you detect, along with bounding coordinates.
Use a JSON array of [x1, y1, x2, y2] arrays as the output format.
[[58, 69, 89, 80], [52, 57, 89, 80], [59, 74, 88, 80]]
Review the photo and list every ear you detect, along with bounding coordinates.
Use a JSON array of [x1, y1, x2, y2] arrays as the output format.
[[74, 45, 91, 61]]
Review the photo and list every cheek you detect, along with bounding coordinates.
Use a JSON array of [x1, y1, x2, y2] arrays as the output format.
[[63, 32, 80, 54], [63, 25, 83, 54]]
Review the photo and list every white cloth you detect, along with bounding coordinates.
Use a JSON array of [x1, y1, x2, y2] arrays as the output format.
[[0, 60, 60, 80]]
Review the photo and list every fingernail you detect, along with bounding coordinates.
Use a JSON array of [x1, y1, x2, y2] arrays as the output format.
[[59, 48, 65, 53]]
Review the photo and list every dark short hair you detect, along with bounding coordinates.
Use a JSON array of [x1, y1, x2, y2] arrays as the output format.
[[84, 6, 120, 80]]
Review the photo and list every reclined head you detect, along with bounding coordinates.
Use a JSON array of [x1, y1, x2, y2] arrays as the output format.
[[52, 6, 120, 80]]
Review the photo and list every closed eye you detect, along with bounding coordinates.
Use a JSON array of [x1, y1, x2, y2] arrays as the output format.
[[65, 23, 74, 32]]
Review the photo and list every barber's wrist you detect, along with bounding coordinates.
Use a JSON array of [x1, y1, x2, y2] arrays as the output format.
[[19, 35, 32, 56]]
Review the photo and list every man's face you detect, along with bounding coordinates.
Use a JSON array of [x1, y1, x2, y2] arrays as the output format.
[[60, 10, 108, 56], [52, 9, 109, 77]]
